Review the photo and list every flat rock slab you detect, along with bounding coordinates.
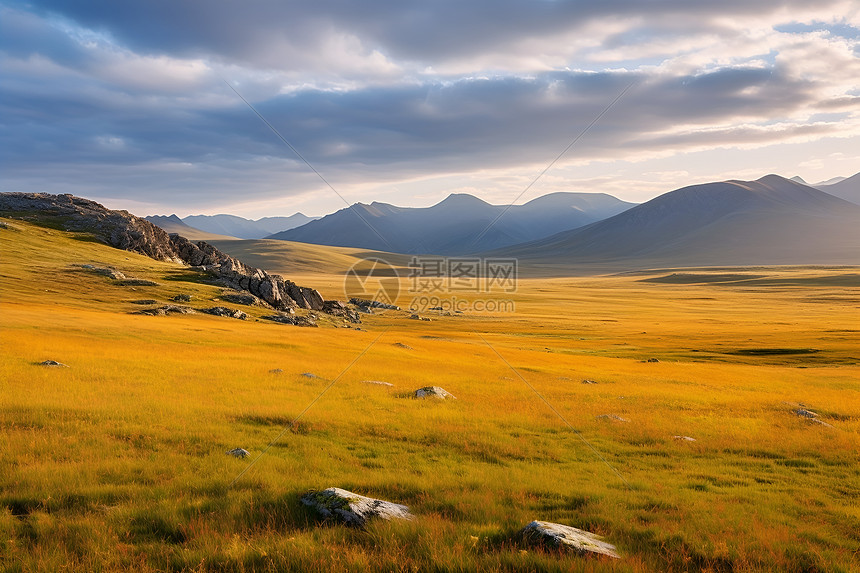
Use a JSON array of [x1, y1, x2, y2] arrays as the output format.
[[414, 386, 456, 399], [363, 380, 394, 387], [39, 360, 69, 367], [301, 487, 413, 527], [201, 307, 248, 320], [521, 520, 620, 559]]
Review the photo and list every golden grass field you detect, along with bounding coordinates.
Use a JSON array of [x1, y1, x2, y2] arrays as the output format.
[[1, 217, 859, 572]]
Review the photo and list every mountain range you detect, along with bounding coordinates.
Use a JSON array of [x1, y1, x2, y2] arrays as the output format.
[[497, 174, 860, 268], [163, 213, 318, 239], [267, 192, 636, 254]]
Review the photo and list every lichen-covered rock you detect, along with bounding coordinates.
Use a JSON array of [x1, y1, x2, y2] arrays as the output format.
[[520, 521, 620, 559], [414, 386, 455, 399], [301, 487, 413, 527]]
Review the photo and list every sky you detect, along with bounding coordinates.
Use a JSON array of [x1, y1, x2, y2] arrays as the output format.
[[1, 1, 859, 218]]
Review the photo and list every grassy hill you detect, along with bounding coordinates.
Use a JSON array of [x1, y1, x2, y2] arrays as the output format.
[[1, 217, 859, 572]]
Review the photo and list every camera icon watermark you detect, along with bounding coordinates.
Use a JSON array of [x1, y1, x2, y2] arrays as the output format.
[[343, 255, 517, 314]]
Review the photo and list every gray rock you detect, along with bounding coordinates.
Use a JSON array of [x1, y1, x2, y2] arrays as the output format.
[[135, 305, 195, 316], [393, 342, 413, 350], [221, 291, 261, 306], [520, 521, 620, 559], [262, 313, 297, 325], [295, 315, 318, 328], [301, 487, 413, 527], [646, 358, 660, 363], [130, 299, 158, 305], [171, 294, 192, 302], [414, 386, 455, 399], [581, 379, 598, 384], [39, 360, 68, 367], [269, 368, 284, 374], [302, 372, 319, 379], [363, 380, 394, 387], [794, 408, 833, 427], [349, 297, 400, 311], [596, 414, 629, 422], [201, 307, 248, 320], [673, 435, 696, 442], [226, 448, 250, 458]]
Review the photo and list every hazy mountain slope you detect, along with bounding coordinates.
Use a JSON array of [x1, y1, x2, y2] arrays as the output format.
[[496, 175, 860, 268], [816, 172, 860, 205], [267, 192, 634, 254], [182, 213, 317, 239], [144, 215, 236, 241]]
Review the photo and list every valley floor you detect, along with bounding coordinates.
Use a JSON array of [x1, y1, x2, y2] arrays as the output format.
[[1, 219, 858, 572]]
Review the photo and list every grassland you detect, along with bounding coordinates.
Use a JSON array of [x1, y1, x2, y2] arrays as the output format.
[[1, 218, 859, 572]]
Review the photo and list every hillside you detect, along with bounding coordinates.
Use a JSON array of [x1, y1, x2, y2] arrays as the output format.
[[268, 192, 634, 254], [816, 172, 860, 205], [497, 175, 860, 269], [144, 214, 237, 241], [0, 193, 327, 310]]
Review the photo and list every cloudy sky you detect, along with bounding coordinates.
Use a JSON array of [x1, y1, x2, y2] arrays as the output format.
[[2, 1, 858, 218]]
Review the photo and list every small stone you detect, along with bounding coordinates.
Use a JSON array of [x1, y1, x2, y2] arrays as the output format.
[[414, 386, 455, 399], [302, 372, 319, 379], [596, 414, 629, 422], [673, 435, 696, 442], [226, 448, 250, 458], [301, 487, 413, 527], [39, 360, 69, 367], [520, 521, 620, 559], [646, 358, 660, 363], [269, 368, 284, 374], [393, 342, 413, 350], [363, 380, 394, 387], [171, 294, 192, 302], [582, 379, 598, 384]]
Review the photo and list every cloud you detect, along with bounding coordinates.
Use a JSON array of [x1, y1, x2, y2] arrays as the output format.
[[1, 0, 858, 215]]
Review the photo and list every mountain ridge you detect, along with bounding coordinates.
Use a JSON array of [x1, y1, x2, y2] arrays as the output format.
[[268, 191, 636, 254]]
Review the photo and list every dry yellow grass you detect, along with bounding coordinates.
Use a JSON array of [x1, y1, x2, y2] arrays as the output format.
[[1, 217, 858, 572]]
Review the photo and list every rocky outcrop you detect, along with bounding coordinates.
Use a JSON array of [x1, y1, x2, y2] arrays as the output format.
[[520, 521, 620, 559], [0, 193, 327, 313], [301, 487, 413, 527], [134, 305, 195, 316], [322, 300, 362, 323]]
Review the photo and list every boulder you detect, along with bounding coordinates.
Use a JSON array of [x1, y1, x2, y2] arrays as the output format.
[[349, 297, 400, 311], [520, 521, 620, 559], [201, 307, 248, 320], [301, 487, 413, 527], [301, 288, 325, 311], [414, 386, 455, 399], [226, 448, 250, 458]]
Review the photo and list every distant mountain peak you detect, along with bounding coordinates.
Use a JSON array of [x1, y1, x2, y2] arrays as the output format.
[[790, 175, 808, 184]]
